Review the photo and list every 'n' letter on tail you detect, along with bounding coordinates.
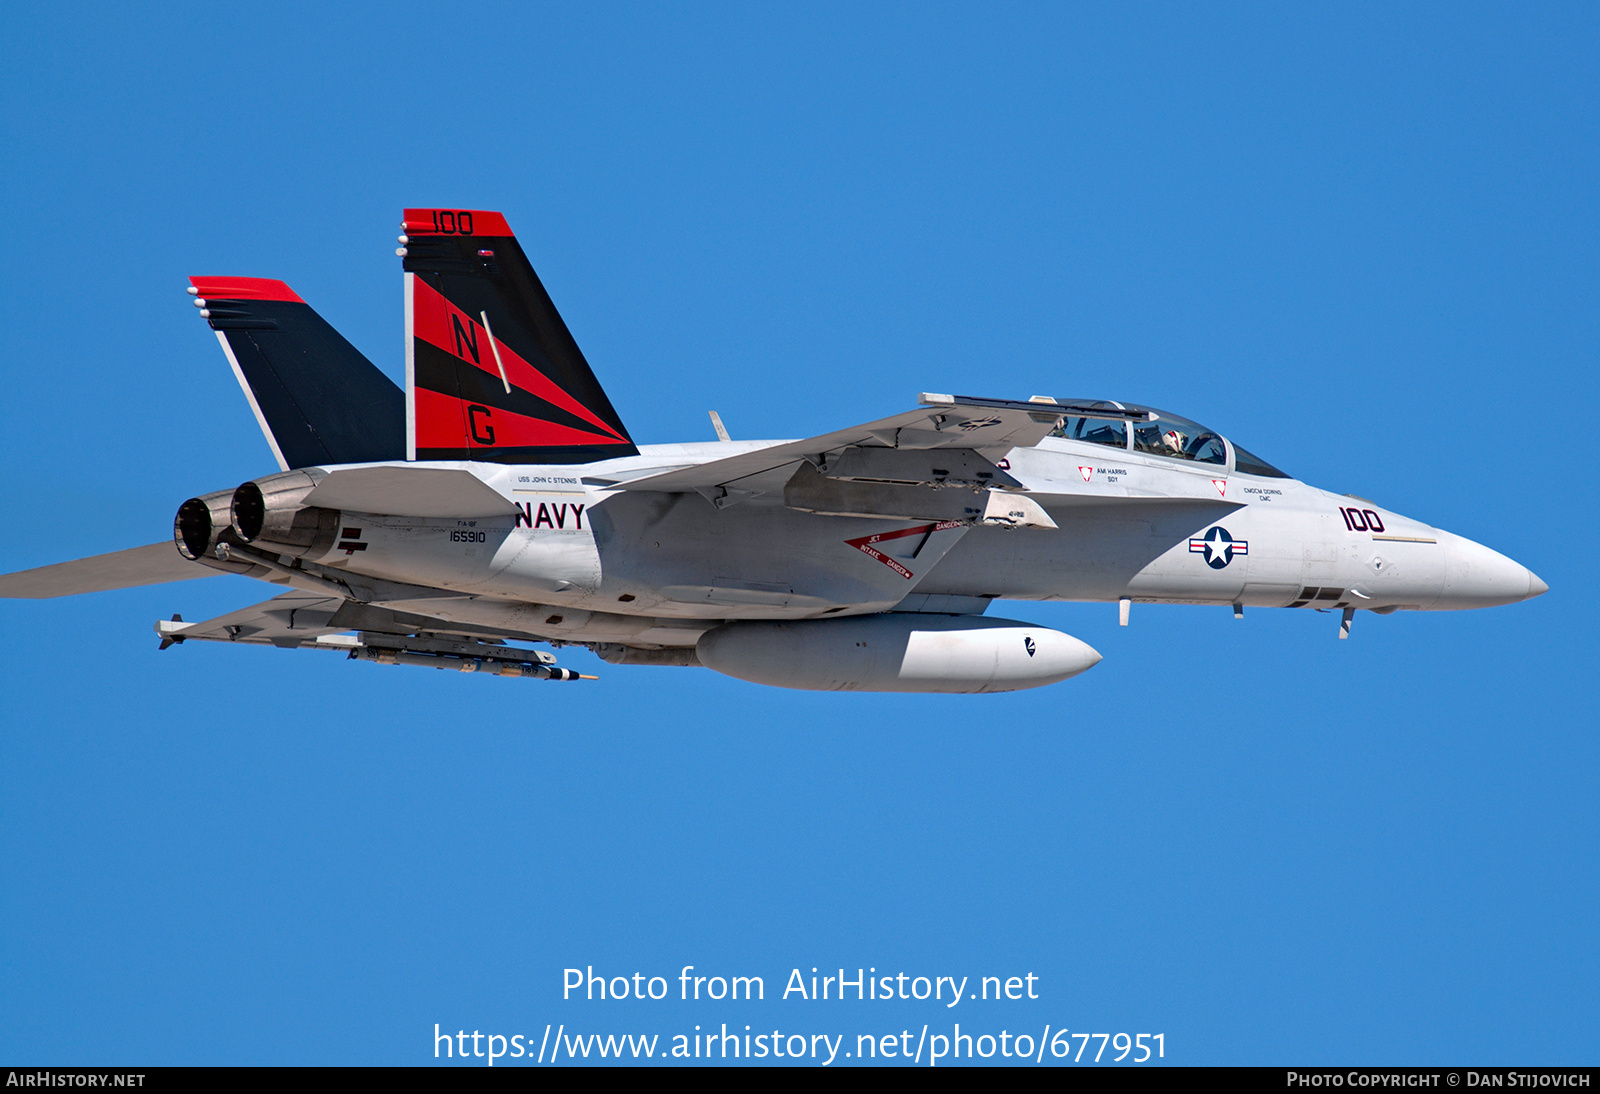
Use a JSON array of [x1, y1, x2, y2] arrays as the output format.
[[401, 209, 637, 464]]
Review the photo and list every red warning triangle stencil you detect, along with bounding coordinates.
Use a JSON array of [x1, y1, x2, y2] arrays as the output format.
[[1212, 479, 1228, 497], [1079, 466, 1094, 482]]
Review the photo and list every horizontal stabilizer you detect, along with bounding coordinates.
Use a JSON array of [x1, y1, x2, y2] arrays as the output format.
[[0, 543, 213, 599], [301, 466, 517, 518]]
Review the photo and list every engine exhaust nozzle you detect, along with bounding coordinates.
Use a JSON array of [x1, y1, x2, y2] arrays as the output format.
[[230, 469, 337, 558], [173, 489, 236, 561]]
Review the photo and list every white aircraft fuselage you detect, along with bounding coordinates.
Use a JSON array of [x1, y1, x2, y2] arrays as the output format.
[[279, 433, 1540, 652]]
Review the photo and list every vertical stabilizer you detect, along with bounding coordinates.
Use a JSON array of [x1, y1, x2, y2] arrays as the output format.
[[189, 277, 404, 470], [399, 209, 636, 464]]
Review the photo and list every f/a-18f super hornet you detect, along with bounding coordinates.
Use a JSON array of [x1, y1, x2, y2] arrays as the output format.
[[0, 208, 1548, 692]]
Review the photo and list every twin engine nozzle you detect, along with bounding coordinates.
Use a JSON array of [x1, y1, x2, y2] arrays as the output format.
[[174, 470, 338, 563]]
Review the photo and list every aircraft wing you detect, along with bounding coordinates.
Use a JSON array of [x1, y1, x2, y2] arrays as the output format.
[[154, 589, 571, 648], [606, 395, 1091, 495], [0, 542, 216, 599], [153, 591, 575, 676], [155, 590, 346, 647]]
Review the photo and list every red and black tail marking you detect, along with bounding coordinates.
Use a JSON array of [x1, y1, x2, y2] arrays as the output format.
[[190, 277, 404, 470], [401, 208, 636, 464]]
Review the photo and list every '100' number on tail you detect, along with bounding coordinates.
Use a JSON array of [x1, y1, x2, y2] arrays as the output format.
[[430, 210, 474, 235]]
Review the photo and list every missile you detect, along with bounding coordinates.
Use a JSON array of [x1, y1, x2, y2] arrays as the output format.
[[348, 646, 593, 680]]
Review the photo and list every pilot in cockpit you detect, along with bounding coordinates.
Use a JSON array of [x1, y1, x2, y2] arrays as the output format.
[[1131, 417, 1225, 464], [1133, 423, 1165, 456]]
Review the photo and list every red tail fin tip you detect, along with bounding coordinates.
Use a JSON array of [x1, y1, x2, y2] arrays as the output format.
[[402, 208, 513, 238]]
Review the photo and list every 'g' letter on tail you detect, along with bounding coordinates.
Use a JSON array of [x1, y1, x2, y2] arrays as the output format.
[[401, 209, 637, 464]]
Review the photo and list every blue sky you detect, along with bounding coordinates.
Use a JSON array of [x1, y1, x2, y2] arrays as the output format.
[[1, 2, 1595, 1066]]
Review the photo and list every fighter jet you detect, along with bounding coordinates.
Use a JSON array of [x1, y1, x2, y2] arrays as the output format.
[[0, 208, 1548, 692]]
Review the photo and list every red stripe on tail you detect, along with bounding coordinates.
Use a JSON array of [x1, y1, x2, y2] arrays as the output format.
[[188, 276, 304, 303], [402, 208, 514, 238], [410, 278, 628, 441], [413, 388, 633, 452]]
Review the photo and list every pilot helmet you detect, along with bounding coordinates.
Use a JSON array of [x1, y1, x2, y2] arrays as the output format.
[[1161, 429, 1188, 454]]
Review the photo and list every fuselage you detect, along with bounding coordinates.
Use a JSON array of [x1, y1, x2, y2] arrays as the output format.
[[288, 430, 1544, 651]]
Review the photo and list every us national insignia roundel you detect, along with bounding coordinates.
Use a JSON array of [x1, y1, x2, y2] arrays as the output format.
[[1188, 526, 1249, 570]]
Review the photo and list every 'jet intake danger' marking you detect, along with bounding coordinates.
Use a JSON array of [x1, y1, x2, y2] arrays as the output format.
[[845, 521, 963, 579]]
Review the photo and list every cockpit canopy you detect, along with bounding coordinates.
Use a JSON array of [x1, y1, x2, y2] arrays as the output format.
[[1050, 400, 1288, 478]]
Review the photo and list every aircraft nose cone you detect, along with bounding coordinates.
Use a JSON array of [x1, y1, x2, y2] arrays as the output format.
[[1437, 531, 1545, 609]]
